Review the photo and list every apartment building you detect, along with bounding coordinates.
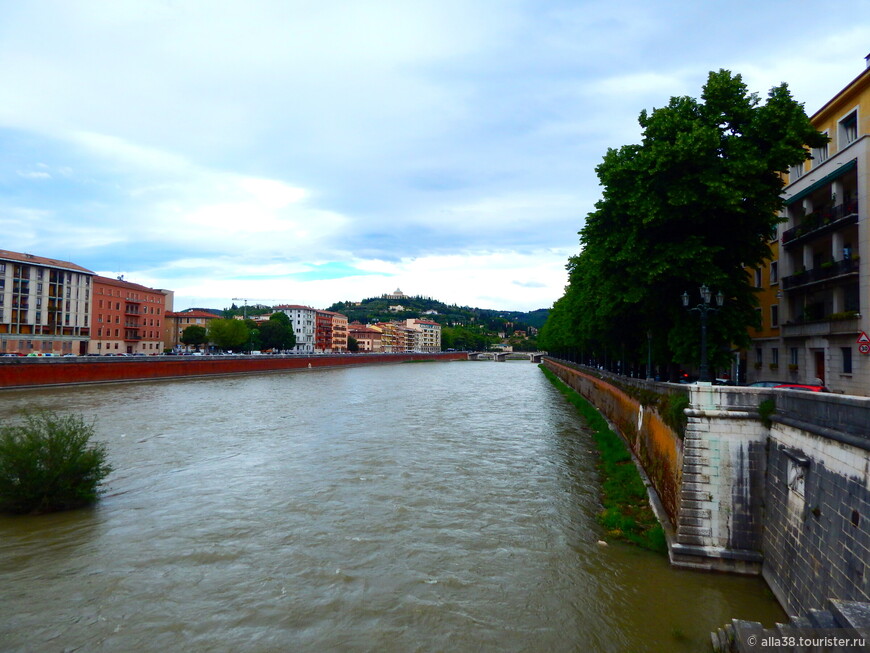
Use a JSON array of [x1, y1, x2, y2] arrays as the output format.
[[405, 318, 442, 353], [348, 322, 383, 352], [328, 311, 348, 352], [0, 250, 93, 355], [274, 304, 316, 352], [165, 309, 222, 351], [314, 310, 349, 352], [375, 321, 400, 352], [750, 56, 870, 394], [90, 276, 168, 354]]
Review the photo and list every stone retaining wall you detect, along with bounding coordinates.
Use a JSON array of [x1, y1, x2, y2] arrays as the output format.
[[543, 359, 685, 527], [544, 359, 870, 616]]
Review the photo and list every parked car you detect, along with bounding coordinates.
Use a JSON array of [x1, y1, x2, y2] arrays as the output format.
[[774, 383, 829, 393], [747, 381, 785, 388]]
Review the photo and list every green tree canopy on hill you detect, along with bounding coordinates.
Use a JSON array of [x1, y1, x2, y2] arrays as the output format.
[[540, 70, 826, 374]]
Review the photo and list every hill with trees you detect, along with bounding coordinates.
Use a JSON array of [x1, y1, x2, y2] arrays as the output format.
[[326, 295, 546, 351], [217, 295, 548, 351]]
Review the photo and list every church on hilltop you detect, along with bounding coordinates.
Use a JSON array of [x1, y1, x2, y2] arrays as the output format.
[[382, 288, 408, 300]]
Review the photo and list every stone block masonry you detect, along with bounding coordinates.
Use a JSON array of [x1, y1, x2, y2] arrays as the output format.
[[543, 359, 870, 618], [671, 386, 768, 574], [762, 393, 870, 616]]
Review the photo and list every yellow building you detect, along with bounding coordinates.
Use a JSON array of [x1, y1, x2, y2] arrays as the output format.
[[750, 55, 870, 393]]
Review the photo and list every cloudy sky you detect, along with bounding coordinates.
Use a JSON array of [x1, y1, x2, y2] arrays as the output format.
[[1, 1, 869, 312]]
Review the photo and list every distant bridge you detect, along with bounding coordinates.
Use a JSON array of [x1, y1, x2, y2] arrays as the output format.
[[467, 351, 546, 363]]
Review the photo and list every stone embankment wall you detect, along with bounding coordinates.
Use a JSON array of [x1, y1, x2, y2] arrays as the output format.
[[673, 386, 769, 574], [544, 359, 870, 617], [763, 391, 870, 615], [542, 359, 686, 527], [0, 352, 467, 389]]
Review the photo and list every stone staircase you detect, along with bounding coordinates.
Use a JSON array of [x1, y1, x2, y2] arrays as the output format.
[[712, 599, 870, 652], [670, 422, 720, 569], [669, 418, 765, 573], [676, 426, 713, 544]]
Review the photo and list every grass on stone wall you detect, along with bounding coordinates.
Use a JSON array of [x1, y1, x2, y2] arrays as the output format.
[[540, 365, 667, 554], [0, 411, 112, 515]]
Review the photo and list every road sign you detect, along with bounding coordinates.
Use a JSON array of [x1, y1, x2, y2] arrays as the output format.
[[858, 332, 870, 344], [860, 343, 870, 355]]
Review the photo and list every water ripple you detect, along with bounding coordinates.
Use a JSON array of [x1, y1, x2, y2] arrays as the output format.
[[0, 362, 782, 652]]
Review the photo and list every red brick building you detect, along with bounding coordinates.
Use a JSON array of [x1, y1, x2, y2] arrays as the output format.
[[91, 276, 168, 354]]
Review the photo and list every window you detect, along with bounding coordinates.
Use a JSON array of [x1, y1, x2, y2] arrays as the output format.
[[771, 305, 779, 328], [770, 261, 778, 285], [772, 348, 779, 366], [755, 347, 763, 364], [812, 138, 828, 166], [845, 283, 861, 313], [839, 111, 858, 147], [842, 347, 853, 374], [789, 163, 804, 181], [755, 308, 763, 331], [790, 348, 798, 366]]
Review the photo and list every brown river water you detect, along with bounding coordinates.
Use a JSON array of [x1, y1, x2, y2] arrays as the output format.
[[0, 361, 784, 652]]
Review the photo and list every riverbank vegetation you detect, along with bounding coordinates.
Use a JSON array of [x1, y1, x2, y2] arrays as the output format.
[[540, 366, 667, 553], [0, 412, 112, 514]]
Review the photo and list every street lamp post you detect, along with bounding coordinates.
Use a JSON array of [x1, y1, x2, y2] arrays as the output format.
[[682, 285, 724, 383], [646, 330, 653, 380]]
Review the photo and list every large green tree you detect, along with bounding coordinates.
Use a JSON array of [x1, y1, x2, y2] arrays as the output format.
[[180, 325, 208, 351], [259, 312, 296, 351], [541, 70, 826, 373], [207, 319, 250, 351]]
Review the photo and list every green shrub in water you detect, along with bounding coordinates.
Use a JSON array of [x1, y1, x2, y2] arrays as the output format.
[[0, 412, 112, 514]]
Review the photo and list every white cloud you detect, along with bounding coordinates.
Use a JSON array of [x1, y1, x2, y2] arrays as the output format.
[[16, 170, 51, 179], [1, 1, 870, 313]]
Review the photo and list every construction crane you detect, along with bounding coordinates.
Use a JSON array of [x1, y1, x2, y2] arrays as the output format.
[[231, 298, 278, 319]]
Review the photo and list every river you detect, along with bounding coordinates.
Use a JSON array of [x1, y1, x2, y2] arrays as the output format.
[[0, 360, 783, 652]]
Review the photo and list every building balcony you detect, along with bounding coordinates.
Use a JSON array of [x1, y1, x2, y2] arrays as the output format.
[[781, 316, 861, 338], [781, 257, 859, 290], [781, 200, 859, 249]]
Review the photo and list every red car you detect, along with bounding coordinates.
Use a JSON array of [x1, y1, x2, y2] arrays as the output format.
[[774, 383, 829, 392]]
